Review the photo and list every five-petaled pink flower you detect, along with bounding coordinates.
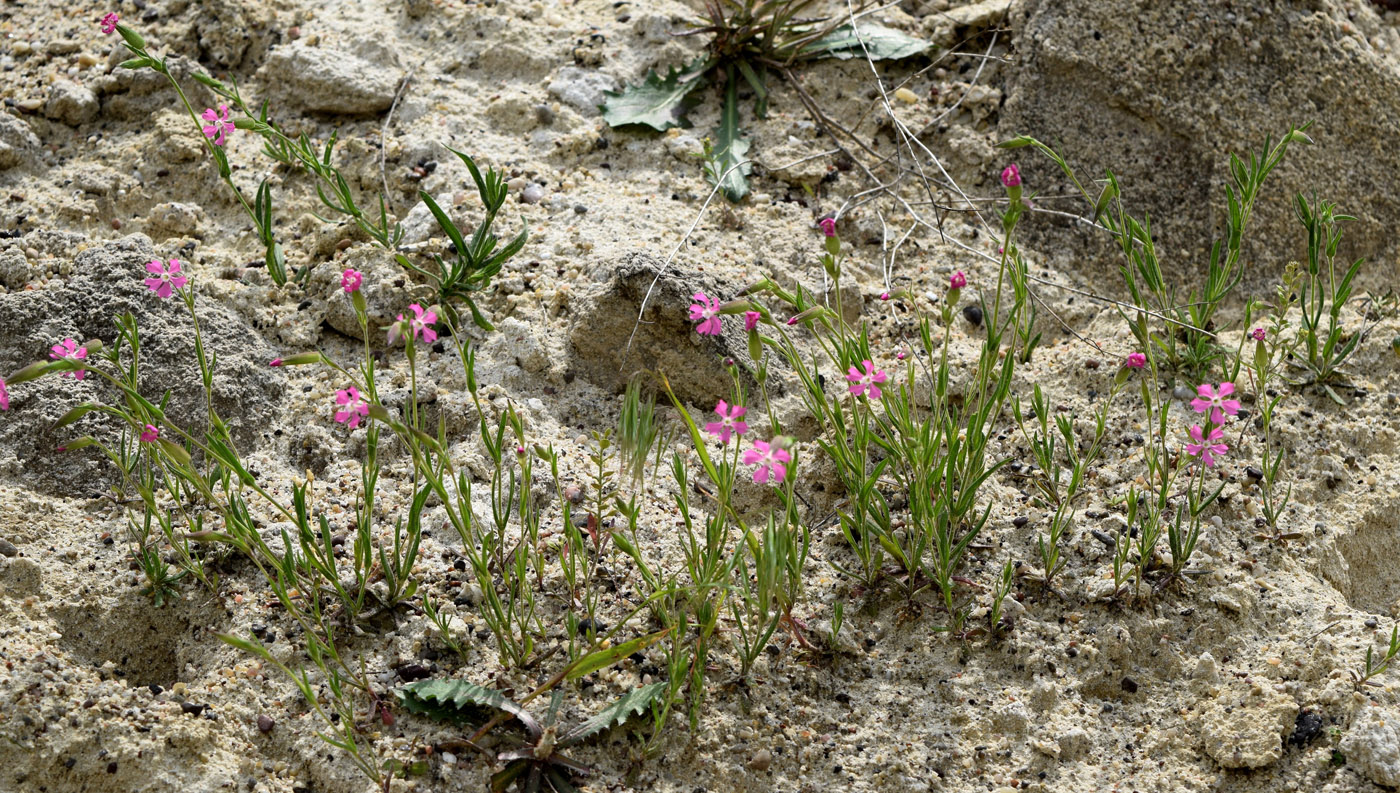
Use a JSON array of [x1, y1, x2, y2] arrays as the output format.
[[689, 292, 722, 336], [1001, 164, 1021, 188], [100, 12, 119, 34], [1190, 382, 1240, 417], [334, 387, 369, 429], [743, 438, 792, 485], [1251, 327, 1266, 341], [705, 400, 748, 445], [1124, 352, 1146, 369], [744, 311, 761, 332], [949, 271, 967, 290], [143, 259, 187, 298], [50, 338, 88, 380], [1185, 420, 1228, 467], [395, 304, 437, 344], [0, 377, 8, 411], [139, 424, 159, 443], [846, 360, 888, 400], [342, 268, 363, 294], [201, 105, 235, 146], [818, 217, 837, 237]]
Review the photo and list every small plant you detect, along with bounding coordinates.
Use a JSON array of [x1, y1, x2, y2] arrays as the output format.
[[1291, 193, 1365, 402], [1353, 625, 1400, 689], [603, 1, 929, 200]]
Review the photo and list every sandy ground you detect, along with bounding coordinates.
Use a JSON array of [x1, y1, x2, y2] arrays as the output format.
[[4, 0, 1400, 791]]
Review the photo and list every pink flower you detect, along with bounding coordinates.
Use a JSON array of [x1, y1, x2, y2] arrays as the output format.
[[1251, 327, 1266, 341], [744, 311, 761, 332], [395, 304, 438, 344], [949, 271, 966, 290], [1190, 382, 1241, 417], [743, 439, 792, 485], [896, 348, 907, 360], [846, 360, 888, 400], [818, 217, 837, 237], [880, 292, 890, 301], [342, 268, 363, 293], [201, 105, 235, 146], [1185, 422, 1228, 467], [139, 424, 159, 443], [50, 338, 88, 380], [99, 12, 119, 34], [786, 316, 798, 326], [1124, 352, 1146, 369], [0, 377, 8, 411], [704, 400, 748, 445], [688, 292, 722, 336], [1001, 164, 1021, 188], [334, 387, 369, 429], [143, 259, 187, 298], [269, 358, 283, 367]]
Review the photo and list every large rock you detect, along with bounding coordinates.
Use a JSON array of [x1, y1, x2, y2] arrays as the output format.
[[1003, 0, 1400, 290], [1342, 704, 1400, 787], [567, 253, 753, 404], [0, 113, 40, 170], [258, 43, 403, 114], [1196, 682, 1297, 769], [0, 235, 282, 493]]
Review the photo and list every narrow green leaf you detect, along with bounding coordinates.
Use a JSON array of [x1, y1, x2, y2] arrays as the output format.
[[419, 192, 467, 254], [566, 628, 670, 681], [602, 59, 706, 132]]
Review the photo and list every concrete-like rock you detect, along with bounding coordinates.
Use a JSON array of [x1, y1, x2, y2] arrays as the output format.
[[44, 81, 98, 126], [1197, 683, 1296, 769], [548, 67, 619, 116], [259, 43, 403, 114], [1004, 0, 1400, 291], [567, 253, 753, 403], [1342, 704, 1400, 787], [0, 114, 40, 170], [0, 235, 282, 493]]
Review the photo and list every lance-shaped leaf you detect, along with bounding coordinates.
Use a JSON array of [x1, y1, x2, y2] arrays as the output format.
[[804, 24, 931, 61], [602, 59, 707, 132], [397, 678, 541, 735], [708, 78, 752, 203], [559, 681, 668, 747]]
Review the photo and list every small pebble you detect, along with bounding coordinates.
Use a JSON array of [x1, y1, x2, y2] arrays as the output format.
[[257, 715, 275, 733], [894, 87, 919, 104], [533, 104, 555, 124], [747, 748, 773, 772], [521, 183, 545, 204], [1172, 385, 1194, 401], [962, 304, 983, 326], [0, 538, 17, 557]]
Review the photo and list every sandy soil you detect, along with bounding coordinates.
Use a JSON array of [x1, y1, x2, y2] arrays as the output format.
[[3, 1, 1400, 792]]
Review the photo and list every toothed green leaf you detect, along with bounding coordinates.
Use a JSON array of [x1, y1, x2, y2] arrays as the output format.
[[559, 682, 668, 747], [602, 59, 707, 132], [709, 78, 752, 203], [397, 678, 539, 733], [804, 24, 931, 61]]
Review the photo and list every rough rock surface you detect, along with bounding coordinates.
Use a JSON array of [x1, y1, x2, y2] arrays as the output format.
[[258, 43, 403, 114], [1004, 0, 1400, 288], [0, 235, 281, 493], [1341, 704, 1400, 787], [1197, 683, 1298, 769]]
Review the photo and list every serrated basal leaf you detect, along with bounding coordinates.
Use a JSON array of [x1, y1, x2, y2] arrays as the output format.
[[559, 682, 668, 747], [397, 678, 540, 734], [709, 79, 752, 203], [602, 59, 706, 132], [804, 23, 931, 61]]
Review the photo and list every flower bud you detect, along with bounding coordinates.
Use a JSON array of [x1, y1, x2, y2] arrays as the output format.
[[57, 436, 97, 452], [82, 339, 104, 355], [7, 360, 52, 386], [269, 351, 323, 367], [158, 438, 192, 466]]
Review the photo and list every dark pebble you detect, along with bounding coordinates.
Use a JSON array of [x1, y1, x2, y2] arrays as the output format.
[[107, 762, 118, 774], [1245, 466, 1264, 482], [577, 617, 606, 636], [533, 104, 555, 124], [148, 684, 162, 695], [1012, 516, 1028, 528], [1366, 617, 1379, 628], [573, 204, 588, 215], [961, 304, 983, 326], [1120, 677, 1139, 694], [181, 702, 206, 716], [1291, 711, 1324, 747], [0, 538, 17, 557], [396, 663, 431, 682], [257, 715, 275, 733]]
